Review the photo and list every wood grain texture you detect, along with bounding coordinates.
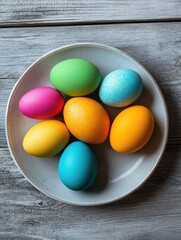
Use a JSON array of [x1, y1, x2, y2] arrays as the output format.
[[0, 145, 181, 239], [0, 0, 181, 26], [0, 23, 181, 146], [0, 19, 181, 239]]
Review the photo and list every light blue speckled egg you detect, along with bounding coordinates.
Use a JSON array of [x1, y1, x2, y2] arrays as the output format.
[[99, 69, 143, 107], [58, 141, 97, 191]]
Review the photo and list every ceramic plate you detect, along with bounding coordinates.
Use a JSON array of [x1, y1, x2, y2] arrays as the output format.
[[6, 43, 168, 206]]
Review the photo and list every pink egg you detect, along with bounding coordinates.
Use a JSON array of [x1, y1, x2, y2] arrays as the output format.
[[19, 86, 64, 119]]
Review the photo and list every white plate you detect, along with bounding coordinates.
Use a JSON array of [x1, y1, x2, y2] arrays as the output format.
[[6, 43, 169, 206]]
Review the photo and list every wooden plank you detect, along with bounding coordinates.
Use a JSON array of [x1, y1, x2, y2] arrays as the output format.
[[0, 0, 181, 26], [0, 78, 180, 147], [0, 23, 181, 145], [1, 22, 181, 81], [0, 145, 181, 239]]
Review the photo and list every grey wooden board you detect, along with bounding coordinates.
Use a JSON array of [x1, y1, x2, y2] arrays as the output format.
[[0, 145, 181, 239], [0, 23, 181, 239], [0, 0, 181, 26], [0, 23, 181, 146]]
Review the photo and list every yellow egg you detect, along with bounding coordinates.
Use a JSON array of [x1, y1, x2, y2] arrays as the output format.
[[23, 120, 70, 157], [110, 105, 154, 154], [63, 97, 110, 144]]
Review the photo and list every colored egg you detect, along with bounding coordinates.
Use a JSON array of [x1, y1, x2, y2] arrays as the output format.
[[19, 86, 64, 119], [110, 105, 154, 154], [99, 69, 143, 107], [63, 97, 110, 144], [50, 58, 101, 96], [23, 120, 70, 157], [58, 141, 97, 191]]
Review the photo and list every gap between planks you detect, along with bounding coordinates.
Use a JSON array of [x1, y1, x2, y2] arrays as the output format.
[[1, 17, 181, 28]]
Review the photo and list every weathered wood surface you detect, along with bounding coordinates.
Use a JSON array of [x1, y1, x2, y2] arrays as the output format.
[[0, 3, 181, 239], [0, 0, 181, 26]]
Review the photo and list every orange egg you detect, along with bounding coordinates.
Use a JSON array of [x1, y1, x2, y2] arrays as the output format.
[[110, 105, 154, 154], [63, 97, 110, 144]]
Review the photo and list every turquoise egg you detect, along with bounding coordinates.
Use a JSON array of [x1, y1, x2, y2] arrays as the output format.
[[99, 69, 143, 107], [58, 141, 97, 191]]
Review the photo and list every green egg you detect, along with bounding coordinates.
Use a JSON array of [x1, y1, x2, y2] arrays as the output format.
[[50, 58, 101, 96]]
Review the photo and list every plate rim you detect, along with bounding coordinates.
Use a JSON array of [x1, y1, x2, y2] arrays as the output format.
[[5, 42, 169, 206]]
